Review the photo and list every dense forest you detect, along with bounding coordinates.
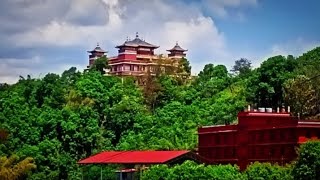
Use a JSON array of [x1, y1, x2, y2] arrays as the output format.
[[0, 47, 320, 179]]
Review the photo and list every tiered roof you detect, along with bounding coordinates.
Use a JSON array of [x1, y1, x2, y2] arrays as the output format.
[[87, 43, 107, 53], [116, 32, 159, 48], [167, 42, 187, 52]]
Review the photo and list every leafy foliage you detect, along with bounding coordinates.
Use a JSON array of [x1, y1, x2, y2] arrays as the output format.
[[292, 141, 320, 180], [289, 47, 320, 118], [284, 75, 317, 118], [231, 58, 252, 77], [247, 55, 297, 108], [0, 155, 36, 180], [141, 161, 245, 180], [90, 56, 109, 74], [245, 162, 292, 180], [1, 46, 320, 178]]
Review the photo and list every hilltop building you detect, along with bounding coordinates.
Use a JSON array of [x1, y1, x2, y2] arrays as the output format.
[[198, 107, 320, 170], [87, 33, 188, 84], [78, 107, 320, 177], [87, 43, 107, 68]]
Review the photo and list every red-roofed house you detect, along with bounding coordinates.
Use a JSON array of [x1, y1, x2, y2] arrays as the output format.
[[78, 150, 195, 165], [78, 150, 204, 180]]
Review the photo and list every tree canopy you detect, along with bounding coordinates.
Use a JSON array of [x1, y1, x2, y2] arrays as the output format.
[[0, 47, 320, 178]]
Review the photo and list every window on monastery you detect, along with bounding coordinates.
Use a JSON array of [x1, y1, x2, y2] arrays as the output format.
[[280, 147, 285, 156], [231, 147, 236, 158], [270, 132, 275, 141], [306, 131, 311, 139], [220, 148, 224, 158], [254, 147, 264, 158], [249, 133, 253, 143], [259, 132, 264, 142], [276, 130, 281, 141], [251, 147, 256, 158], [255, 133, 259, 142], [270, 147, 274, 157], [223, 134, 227, 144], [215, 135, 220, 145], [288, 129, 295, 141], [212, 149, 216, 158], [280, 130, 285, 141]]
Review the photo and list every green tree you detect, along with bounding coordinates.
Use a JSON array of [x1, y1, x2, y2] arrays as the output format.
[[90, 56, 109, 74], [245, 162, 292, 180], [195, 64, 231, 98], [292, 141, 320, 180], [293, 47, 320, 118], [284, 75, 317, 118], [140, 164, 171, 180], [141, 161, 244, 180], [177, 57, 191, 75], [247, 55, 297, 108], [0, 155, 36, 180], [231, 58, 252, 77]]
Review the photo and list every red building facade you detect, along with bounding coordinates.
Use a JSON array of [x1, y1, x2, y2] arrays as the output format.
[[87, 33, 187, 83], [198, 109, 320, 170]]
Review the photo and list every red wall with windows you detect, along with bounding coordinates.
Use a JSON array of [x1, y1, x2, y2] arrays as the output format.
[[198, 111, 320, 170]]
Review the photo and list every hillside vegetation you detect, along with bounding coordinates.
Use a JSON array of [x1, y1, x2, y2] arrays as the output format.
[[0, 47, 320, 179]]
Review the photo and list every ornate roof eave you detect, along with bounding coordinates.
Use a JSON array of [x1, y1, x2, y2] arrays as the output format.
[[88, 43, 107, 53], [166, 49, 188, 52], [141, 45, 160, 49], [166, 42, 187, 52], [116, 32, 159, 49], [115, 44, 159, 49], [87, 50, 107, 53], [115, 44, 138, 48]]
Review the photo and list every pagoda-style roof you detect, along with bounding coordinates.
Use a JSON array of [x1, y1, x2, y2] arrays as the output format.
[[116, 32, 159, 49], [167, 42, 187, 52], [87, 43, 107, 53]]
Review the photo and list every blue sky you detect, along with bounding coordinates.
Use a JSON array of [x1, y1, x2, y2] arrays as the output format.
[[0, 0, 319, 83]]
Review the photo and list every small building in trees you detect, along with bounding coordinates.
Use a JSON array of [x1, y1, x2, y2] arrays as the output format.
[[167, 42, 187, 58], [87, 43, 107, 68], [87, 33, 189, 84], [198, 108, 320, 170], [78, 150, 204, 180]]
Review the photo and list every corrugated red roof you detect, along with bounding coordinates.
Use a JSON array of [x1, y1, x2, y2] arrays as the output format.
[[78, 151, 190, 164]]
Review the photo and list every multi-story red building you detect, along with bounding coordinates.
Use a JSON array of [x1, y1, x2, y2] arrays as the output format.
[[198, 108, 320, 170], [87, 33, 187, 83]]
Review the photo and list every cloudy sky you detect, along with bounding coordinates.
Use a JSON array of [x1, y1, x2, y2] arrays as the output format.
[[1, 0, 320, 83]]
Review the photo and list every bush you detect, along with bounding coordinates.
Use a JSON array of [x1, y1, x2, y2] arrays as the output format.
[[141, 161, 245, 180], [292, 141, 320, 180]]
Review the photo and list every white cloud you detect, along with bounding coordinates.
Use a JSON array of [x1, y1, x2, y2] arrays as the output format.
[[0, 56, 42, 83], [14, 21, 105, 47], [0, 56, 85, 84], [8, 0, 231, 77], [202, 0, 257, 17], [1, 0, 263, 83]]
